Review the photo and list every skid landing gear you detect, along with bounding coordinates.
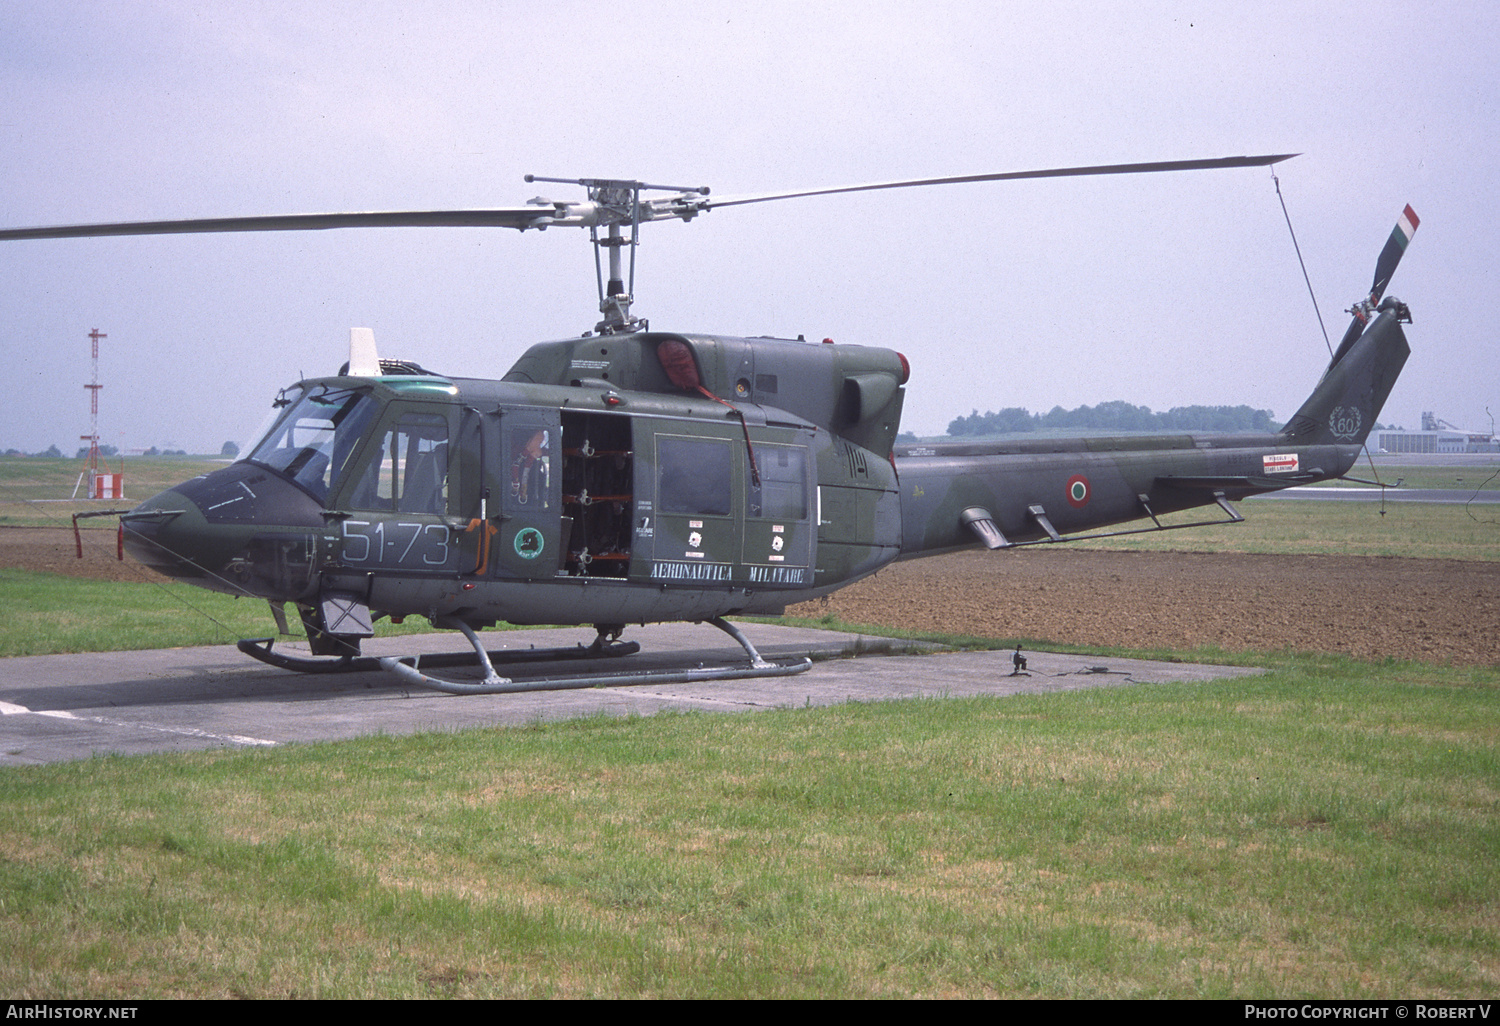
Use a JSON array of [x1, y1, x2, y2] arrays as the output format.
[[378, 616, 812, 695], [237, 628, 640, 675]]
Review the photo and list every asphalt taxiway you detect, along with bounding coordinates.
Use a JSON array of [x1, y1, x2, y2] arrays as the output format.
[[0, 622, 1265, 766]]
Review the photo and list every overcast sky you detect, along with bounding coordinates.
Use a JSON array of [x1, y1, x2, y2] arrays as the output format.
[[2, 0, 1495, 456]]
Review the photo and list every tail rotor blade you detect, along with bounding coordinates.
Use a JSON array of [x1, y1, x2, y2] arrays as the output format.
[[1369, 204, 1420, 304]]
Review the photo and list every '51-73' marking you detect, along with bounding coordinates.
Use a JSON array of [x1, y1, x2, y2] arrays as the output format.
[[339, 519, 453, 568]]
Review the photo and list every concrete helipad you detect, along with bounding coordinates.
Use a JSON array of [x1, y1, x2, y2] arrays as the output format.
[[0, 623, 1265, 766]]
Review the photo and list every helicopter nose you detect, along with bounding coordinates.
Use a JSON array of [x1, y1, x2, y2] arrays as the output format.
[[120, 495, 213, 584], [121, 463, 327, 598]]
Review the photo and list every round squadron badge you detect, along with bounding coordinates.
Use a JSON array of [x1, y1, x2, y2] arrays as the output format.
[[1066, 474, 1090, 508], [1329, 406, 1362, 440], [514, 527, 545, 559]]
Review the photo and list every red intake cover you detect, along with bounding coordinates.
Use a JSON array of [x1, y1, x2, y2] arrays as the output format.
[[656, 339, 701, 391]]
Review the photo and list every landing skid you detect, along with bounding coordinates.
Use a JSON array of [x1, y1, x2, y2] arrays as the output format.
[[378, 616, 813, 695], [237, 633, 641, 675]]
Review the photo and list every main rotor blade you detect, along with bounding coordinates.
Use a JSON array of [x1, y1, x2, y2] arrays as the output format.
[[0, 207, 558, 241], [1, 154, 1299, 240], [699, 154, 1300, 211]]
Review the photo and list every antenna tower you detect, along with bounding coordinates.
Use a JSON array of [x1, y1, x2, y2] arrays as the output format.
[[74, 328, 123, 500], [81, 328, 105, 476]]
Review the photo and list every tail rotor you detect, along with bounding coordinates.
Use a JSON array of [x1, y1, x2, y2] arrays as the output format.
[[1330, 205, 1419, 366], [1281, 205, 1419, 446]]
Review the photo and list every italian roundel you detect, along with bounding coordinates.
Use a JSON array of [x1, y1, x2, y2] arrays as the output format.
[[1066, 474, 1090, 508]]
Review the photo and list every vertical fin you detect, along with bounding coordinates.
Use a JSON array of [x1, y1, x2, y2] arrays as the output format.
[[1283, 206, 1418, 445], [1281, 305, 1409, 445]]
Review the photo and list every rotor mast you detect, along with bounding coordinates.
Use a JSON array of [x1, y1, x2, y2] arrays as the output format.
[[525, 175, 711, 334]]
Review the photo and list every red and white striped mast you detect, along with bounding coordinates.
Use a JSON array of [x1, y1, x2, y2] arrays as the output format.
[[76, 327, 122, 499], [81, 327, 106, 483]]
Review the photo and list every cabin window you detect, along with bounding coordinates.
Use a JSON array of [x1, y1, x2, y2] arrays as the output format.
[[506, 426, 552, 510], [247, 387, 378, 503], [658, 437, 732, 516], [347, 412, 450, 514], [748, 445, 807, 519]]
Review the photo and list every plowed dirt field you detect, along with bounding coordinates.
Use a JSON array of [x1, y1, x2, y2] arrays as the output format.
[[7, 528, 1497, 665], [786, 548, 1498, 666]]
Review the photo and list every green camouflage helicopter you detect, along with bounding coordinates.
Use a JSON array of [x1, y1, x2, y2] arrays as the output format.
[[0, 156, 1418, 692]]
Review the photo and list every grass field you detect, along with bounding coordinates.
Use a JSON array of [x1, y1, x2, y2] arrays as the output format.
[[0, 456, 227, 528], [1, 453, 1496, 998], [0, 570, 441, 657], [0, 655, 1494, 999], [1336, 465, 1500, 491], [1078, 496, 1500, 560]]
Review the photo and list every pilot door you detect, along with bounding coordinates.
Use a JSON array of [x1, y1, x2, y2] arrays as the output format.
[[334, 403, 462, 574]]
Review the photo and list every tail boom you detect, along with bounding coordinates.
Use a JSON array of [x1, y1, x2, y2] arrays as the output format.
[[893, 432, 1361, 556], [893, 298, 1411, 556]]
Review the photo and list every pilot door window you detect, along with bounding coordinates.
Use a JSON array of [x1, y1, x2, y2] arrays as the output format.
[[348, 412, 451, 515]]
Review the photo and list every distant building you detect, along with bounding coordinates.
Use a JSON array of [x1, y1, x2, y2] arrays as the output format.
[[1375, 429, 1498, 454], [1375, 412, 1498, 453], [1377, 430, 1463, 454]]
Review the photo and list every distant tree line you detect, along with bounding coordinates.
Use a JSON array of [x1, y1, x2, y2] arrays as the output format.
[[71, 444, 188, 457], [3, 443, 232, 458], [946, 402, 1280, 437], [3, 445, 212, 458]]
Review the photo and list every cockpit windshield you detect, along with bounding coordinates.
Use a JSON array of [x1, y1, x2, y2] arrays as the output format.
[[246, 386, 379, 503]]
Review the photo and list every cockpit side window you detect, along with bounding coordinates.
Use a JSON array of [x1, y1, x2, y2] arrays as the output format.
[[346, 412, 451, 514]]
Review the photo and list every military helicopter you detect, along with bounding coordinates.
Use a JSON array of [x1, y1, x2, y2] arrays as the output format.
[[0, 156, 1419, 693]]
